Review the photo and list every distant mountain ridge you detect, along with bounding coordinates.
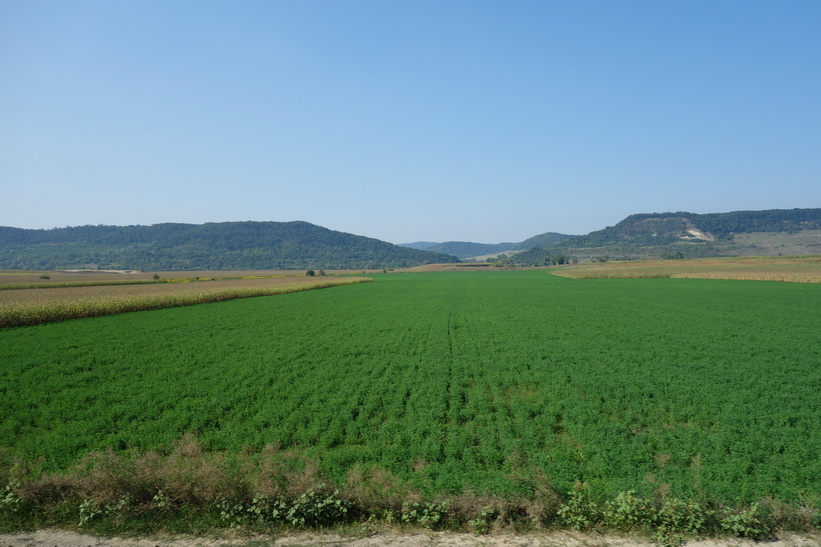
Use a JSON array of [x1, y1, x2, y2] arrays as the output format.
[[399, 232, 574, 259], [399, 241, 440, 251], [564, 208, 821, 247], [4, 209, 817, 271], [514, 208, 821, 264], [0, 221, 459, 270]]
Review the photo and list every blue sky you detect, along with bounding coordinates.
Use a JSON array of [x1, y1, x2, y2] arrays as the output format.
[[2, 1, 819, 244]]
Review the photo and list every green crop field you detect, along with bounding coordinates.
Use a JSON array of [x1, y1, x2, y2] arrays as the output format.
[[1, 271, 819, 535]]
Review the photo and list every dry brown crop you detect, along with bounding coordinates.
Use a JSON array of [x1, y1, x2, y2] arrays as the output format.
[[551, 255, 821, 283], [0, 276, 370, 327]]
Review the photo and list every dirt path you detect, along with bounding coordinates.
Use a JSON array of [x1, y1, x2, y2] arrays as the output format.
[[1, 530, 819, 547]]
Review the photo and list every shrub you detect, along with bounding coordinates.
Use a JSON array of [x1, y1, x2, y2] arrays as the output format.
[[286, 487, 350, 527], [217, 487, 351, 528], [601, 490, 653, 530], [0, 481, 23, 528], [718, 502, 773, 540], [557, 485, 598, 530], [401, 501, 448, 529], [467, 506, 497, 534], [652, 497, 711, 547]]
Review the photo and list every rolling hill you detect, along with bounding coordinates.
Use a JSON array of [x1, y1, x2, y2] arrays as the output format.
[[514, 208, 821, 265], [0, 221, 459, 271]]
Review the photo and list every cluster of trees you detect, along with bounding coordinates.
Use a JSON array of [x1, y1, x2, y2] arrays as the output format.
[[505, 251, 577, 267], [694, 208, 821, 238], [0, 222, 459, 270]]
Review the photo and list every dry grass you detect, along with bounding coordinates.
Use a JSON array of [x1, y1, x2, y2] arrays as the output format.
[[551, 256, 821, 283], [0, 276, 370, 327]]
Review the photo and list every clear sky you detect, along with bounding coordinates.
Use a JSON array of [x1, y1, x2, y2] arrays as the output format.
[[2, 1, 820, 244]]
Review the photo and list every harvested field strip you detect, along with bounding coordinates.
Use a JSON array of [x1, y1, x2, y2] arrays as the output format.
[[0, 273, 291, 290], [0, 276, 370, 327], [551, 255, 821, 282], [0, 269, 382, 286], [0, 280, 164, 290]]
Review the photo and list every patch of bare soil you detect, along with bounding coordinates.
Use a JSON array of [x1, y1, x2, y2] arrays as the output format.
[[1, 530, 819, 547]]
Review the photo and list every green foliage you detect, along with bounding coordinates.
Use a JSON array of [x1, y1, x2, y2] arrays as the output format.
[[467, 506, 497, 534], [286, 488, 351, 527], [0, 221, 460, 270], [658, 497, 710, 534], [0, 482, 22, 527], [152, 490, 172, 511], [77, 498, 104, 527], [557, 487, 598, 530], [77, 495, 131, 527], [652, 497, 711, 547], [305, 269, 315, 277], [217, 488, 350, 528], [538, 253, 571, 265], [601, 490, 653, 530], [401, 501, 448, 529], [718, 503, 773, 540]]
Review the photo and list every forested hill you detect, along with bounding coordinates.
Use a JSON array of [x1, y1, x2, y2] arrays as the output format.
[[514, 231, 576, 250], [514, 208, 821, 264], [0, 221, 460, 270], [398, 241, 439, 251], [562, 208, 821, 248]]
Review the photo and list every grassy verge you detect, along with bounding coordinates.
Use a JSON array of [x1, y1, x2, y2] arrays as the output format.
[[1, 437, 817, 545]]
